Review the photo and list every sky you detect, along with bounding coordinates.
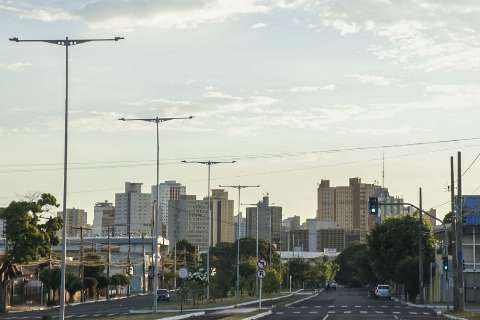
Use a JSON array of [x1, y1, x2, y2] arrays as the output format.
[[2, 0, 480, 224]]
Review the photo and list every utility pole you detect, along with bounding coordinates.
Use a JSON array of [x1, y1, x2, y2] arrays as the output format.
[[457, 151, 465, 311], [451, 156, 458, 310], [419, 187, 424, 304], [219, 184, 260, 298], [127, 231, 132, 297], [174, 242, 177, 290], [107, 227, 112, 300], [142, 233, 146, 294], [119, 116, 193, 311], [71, 225, 91, 302], [10, 36, 123, 320], [181, 160, 236, 301]]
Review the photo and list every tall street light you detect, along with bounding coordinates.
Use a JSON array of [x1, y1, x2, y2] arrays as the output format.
[[242, 202, 261, 296], [119, 116, 193, 312], [181, 160, 236, 300], [218, 185, 260, 299], [9, 36, 123, 320]]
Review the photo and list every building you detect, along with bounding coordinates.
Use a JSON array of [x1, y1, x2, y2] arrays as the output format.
[[115, 182, 152, 236], [209, 189, 235, 245], [93, 201, 115, 236], [282, 215, 301, 232], [0, 208, 5, 238], [168, 194, 209, 251], [151, 181, 186, 237], [245, 195, 282, 248], [307, 219, 346, 253], [234, 214, 246, 240], [57, 208, 88, 237], [317, 178, 405, 240]]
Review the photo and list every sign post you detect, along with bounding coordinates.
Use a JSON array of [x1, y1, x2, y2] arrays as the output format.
[[257, 259, 266, 310]]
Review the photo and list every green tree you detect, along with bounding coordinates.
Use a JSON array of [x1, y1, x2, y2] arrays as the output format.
[[96, 275, 109, 300], [110, 274, 130, 296], [0, 194, 62, 312], [335, 242, 377, 287], [368, 215, 435, 285], [395, 256, 420, 302], [65, 273, 83, 303], [83, 277, 98, 300], [262, 268, 281, 294], [286, 258, 309, 289], [443, 211, 453, 224], [39, 267, 62, 304]]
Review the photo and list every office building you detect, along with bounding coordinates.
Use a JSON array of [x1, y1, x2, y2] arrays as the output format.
[[151, 181, 186, 237], [57, 208, 88, 237], [93, 201, 115, 236], [282, 215, 301, 232], [168, 194, 209, 251], [209, 189, 235, 245], [115, 182, 152, 236], [234, 214, 246, 240], [317, 178, 404, 239], [245, 195, 282, 248]]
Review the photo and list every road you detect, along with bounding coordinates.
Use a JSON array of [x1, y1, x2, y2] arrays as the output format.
[[0, 294, 155, 319], [262, 288, 444, 320]]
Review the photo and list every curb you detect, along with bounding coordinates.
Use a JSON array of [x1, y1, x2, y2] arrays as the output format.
[[242, 310, 272, 320], [443, 314, 468, 320], [156, 311, 205, 320], [285, 290, 321, 307], [130, 292, 298, 314]]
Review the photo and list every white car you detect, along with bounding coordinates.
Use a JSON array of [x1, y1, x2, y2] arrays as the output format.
[[374, 284, 391, 300]]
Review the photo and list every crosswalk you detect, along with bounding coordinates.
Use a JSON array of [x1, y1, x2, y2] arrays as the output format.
[[0, 311, 131, 319]]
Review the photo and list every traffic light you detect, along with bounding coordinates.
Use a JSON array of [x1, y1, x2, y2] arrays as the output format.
[[442, 256, 448, 272], [368, 197, 379, 216]]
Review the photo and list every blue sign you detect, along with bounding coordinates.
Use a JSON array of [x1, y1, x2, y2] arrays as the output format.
[[464, 215, 480, 225]]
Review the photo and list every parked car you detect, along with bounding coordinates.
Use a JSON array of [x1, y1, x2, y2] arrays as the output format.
[[157, 289, 170, 302], [330, 281, 337, 290], [374, 284, 391, 300]]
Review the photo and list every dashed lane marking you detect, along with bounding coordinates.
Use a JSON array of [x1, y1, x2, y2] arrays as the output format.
[[309, 311, 318, 314], [344, 311, 351, 314], [360, 311, 368, 314], [293, 311, 300, 314], [409, 311, 418, 315]]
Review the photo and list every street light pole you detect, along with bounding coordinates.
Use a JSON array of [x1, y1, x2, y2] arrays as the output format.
[[219, 185, 260, 299], [10, 35, 123, 320], [242, 202, 260, 296], [181, 160, 236, 301], [119, 116, 193, 312]]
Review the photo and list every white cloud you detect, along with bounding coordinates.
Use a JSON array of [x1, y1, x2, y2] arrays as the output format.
[[0, 62, 32, 71], [250, 22, 267, 29], [289, 84, 336, 92], [346, 74, 394, 86]]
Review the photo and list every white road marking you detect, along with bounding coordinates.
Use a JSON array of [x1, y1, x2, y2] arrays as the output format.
[[309, 311, 318, 314], [355, 305, 361, 308], [276, 312, 284, 315], [341, 305, 348, 308], [328, 310, 336, 314], [328, 305, 335, 308], [423, 312, 431, 315], [375, 311, 384, 314], [321, 315, 329, 320], [394, 315, 399, 320], [409, 311, 418, 315], [393, 311, 400, 314], [315, 305, 321, 308], [293, 311, 301, 314], [360, 311, 368, 314], [344, 311, 351, 314]]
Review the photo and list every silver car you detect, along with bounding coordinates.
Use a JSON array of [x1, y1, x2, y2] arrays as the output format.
[[374, 284, 391, 300]]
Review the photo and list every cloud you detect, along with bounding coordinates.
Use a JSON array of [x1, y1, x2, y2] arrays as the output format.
[[0, 62, 32, 71], [250, 22, 267, 29], [289, 84, 336, 92], [346, 74, 394, 86], [0, 2, 74, 22]]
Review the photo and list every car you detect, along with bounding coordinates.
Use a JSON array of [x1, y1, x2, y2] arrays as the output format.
[[157, 289, 170, 302], [330, 281, 337, 290], [374, 284, 391, 300]]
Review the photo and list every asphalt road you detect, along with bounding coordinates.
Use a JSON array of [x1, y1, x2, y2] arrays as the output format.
[[0, 294, 156, 319], [263, 288, 445, 320]]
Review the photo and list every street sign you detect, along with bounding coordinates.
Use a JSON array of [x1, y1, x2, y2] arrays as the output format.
[[179, 268, 188, 279], [257, 259, 266, 270], [257, 269, 266, 279]]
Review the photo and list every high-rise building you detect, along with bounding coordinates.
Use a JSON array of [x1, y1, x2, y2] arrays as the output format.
[[317, 178, 404, 239], [151, 181, 186, 237], [115, 182, 152, 236], [282, 215, 301, 232], [234, 214, 246, 240], [209, 189, 235, 245], [0, 207, 5, 238], [245, 195, 282, 248], [93, 201, 115, 236], [57, 208, 88, 237], [168, 194, 209, 251]]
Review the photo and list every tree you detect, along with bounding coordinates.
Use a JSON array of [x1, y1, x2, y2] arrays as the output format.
[[395, 256, 420, 302], [443, 211, 453, 224], [335, 243, 377, 287], [65, 273, 83, 303], [39, 267, 61, 304], [368, 215, 435, 286], [83, 277, 98, 300], [286, 258, 309, 289], [110, 274, 130, 296], [0, 194, 62, 312], [96, 275, 109, 300], [262, 268, 281, 294]]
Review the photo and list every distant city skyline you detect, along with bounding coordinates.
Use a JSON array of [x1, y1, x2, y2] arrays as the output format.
[[3, 0, 480, 223]]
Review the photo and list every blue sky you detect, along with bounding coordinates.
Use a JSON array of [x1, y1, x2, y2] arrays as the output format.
[[2, 0, 480, 223]]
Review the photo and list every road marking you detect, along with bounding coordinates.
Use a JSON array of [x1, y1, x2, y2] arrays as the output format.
[[315, 305, 321, 308], [301, 306, 308, 309], [293, 311, 301, 314], [328, 305, 335, 308], [309, 311, 318, 314], [77, 315, 89, 318], [341, 305, 347, 308], [393, 311, 400, 314], [107, 313, 118, 317], [328, 310, 336, 314], [360, 311, 367, 314], [354, 305, 361, 308], [423, 312, 430, 315], [394, 315, 399, 320], [321, 315, 329, 320], [344, 311, 351, 314], [375, 311, 384, 314], [409, 311, 418, 315], [276, 312, 284, 315]]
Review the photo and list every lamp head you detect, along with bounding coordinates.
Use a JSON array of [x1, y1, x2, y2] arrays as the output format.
[[9, 37, 19, 42]]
